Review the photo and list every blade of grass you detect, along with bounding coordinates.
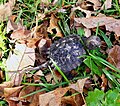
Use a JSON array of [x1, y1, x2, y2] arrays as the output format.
[[22, 82, 53, 88], [102, 69, 120, 88], [48, 66, 59, 84], [99, 30, 112, 48], [110, 71, 120, 79], [51, 58, 70, 83], [90, 54, 120, 73], [21, 88, 48, 98], [84, 57, 102, 76]]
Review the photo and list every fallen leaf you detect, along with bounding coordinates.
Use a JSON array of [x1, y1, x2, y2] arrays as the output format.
[[29, 87, 45, 106], [34, 70, 44, 76], [74, 16, 120, 37], [6, 43, 35, 85], [107, 45, 120, 69], [62, 94, 84, 106], [31, 24, 48, 38], [0, 2, 13, 21], [69, 78, 88, 93], [4, 86, 23, 106], [0, 81, 14, 96], [19, 86, 45, 106], [26, 23, 49, 48], [101, 0, 112, 10], [87, 0, 101, 10], [11, 29, 31, 40], [7, 15, 24, 33], [39, 87, 69, 106], [35, 38, 51, 65], [62, 96, 77, 106], [100, 74, 108, 91], [47, 14, 63, 38], [26, 38, 41, 48], [72, 6, 93, 18], [69, 78, 88, 105], [77, 0, 94, 11], [45, 73, 53, 82], [0, 69, 4, 81], [4, 86, 23, 98]]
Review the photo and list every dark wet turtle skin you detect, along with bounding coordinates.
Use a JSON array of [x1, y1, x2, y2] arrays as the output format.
[[48, 35, 86, 73]]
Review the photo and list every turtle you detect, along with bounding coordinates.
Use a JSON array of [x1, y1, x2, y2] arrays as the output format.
[[47, 35, 101, 75], [33, 35, 101, 77]]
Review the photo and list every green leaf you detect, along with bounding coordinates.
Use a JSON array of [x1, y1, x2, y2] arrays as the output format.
[[105, 89, 119, 104], [86, 88, 104, 106]]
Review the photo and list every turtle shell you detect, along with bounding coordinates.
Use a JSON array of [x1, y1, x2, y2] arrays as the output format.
[[49, 35, 86, 73]]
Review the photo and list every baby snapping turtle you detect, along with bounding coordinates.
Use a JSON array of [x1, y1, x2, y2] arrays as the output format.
[[48, 35, 101, 74]]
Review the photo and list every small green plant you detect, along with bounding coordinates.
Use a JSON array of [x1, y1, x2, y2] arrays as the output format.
[[86, 88, 120, 106], [0, 23, 7, 52], [0, 100, 8, 106]]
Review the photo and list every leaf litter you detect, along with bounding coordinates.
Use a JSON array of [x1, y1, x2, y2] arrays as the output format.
[[0, 0, 120, 106]]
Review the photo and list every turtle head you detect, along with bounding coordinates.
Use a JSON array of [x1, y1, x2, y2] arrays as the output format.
[[85, 36, 101, 50]]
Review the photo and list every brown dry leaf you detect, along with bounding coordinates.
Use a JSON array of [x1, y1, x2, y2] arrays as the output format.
[[29, 87, 45, 106], [0, 69, 4, 81], [31, 24, 48, 38], [0, 81, 14, 96], [107, 45, 120, 69], [27, 38, 41, 48], [62, 96, 77, 106], [72, 6, 92, 18], [34, 70, 44, 76], [7, 15, 24, 33], [4, 86, 23, 106], [0, 2, 13, 21], [35, 38, 51, 65], [27, 23, 50, 48], [33, 70, 44, 82], [69, 78, 88, 93], [62, 94, 84, 106], [19, 86, 36, 101], [100, 74, 108, 91], [69, 78, 88, 105], [19, 86, 45, 106], [77, 0, 94, 11], [74, 16, 120, 37], [45, 73, 53, 82], [101, 0, 112, 10], [6, 43, 35, 85], [39, 87, 70, 106], [4, 86, 23, 98], [47, 14, 63, 38], [11, 29, 31, 40], [87, 0, 101, 10]]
